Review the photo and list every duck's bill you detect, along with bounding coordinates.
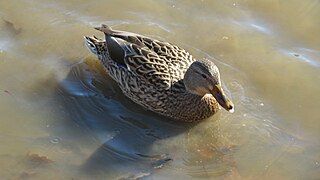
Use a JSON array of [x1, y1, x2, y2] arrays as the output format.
[[210, 85, 234, 113]]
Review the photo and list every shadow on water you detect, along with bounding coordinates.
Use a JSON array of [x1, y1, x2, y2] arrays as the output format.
[[49, 59, 199, 178]]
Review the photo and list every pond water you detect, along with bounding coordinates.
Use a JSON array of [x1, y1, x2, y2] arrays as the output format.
[[0, 0, 319, 179]]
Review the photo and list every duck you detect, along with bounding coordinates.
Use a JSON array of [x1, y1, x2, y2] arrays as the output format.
[[84, 24, 234, 122]]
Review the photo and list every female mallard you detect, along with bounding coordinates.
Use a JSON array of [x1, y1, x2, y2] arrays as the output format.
[[84, 24, 234, 122]]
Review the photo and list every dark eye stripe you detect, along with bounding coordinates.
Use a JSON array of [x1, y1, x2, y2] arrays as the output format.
[[201, 74, 207, 79], [195, 71, 208, 79]]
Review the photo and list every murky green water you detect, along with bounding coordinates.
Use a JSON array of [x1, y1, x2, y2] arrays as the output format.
[[0, 0, 319, 179]]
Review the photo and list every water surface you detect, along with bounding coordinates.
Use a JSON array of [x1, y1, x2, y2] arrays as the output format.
[[0, 0, 319, 179]]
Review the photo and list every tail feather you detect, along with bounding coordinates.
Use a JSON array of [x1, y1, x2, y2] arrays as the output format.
[[84, 35, 105, 56], [94, 24, 115, 36], [95, 24, 147, 48]]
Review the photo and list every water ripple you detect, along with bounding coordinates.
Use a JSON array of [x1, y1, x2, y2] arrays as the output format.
[[280, 47, 320, 68]]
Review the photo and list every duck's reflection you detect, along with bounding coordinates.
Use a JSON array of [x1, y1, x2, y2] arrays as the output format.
[[54, 61, 197, 177]]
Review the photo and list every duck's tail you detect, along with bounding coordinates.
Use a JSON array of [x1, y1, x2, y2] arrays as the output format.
[[94, 24, 145, 47], [84, 35, 105, 57], [94, 24, 115, 36]]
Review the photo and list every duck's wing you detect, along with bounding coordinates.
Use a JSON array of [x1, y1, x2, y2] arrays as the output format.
[[95, 24, 194, 90], [137, 35, 195, 89]]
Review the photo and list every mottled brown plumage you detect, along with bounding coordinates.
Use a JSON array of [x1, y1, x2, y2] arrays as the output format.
[[84, 24, 234, 122]]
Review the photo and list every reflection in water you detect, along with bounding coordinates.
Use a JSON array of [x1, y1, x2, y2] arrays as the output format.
[[0, 0, 319, 179], [56, 62, 193, 178]]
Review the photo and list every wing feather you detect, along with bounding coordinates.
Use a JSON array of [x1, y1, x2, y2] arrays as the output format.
[[95, 24, 195, 90]]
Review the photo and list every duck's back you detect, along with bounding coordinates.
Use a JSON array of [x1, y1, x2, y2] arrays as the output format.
[[95, 25, 195, 90]]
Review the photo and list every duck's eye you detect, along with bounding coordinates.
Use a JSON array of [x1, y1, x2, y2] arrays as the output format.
[[201, 74, 207, 79]]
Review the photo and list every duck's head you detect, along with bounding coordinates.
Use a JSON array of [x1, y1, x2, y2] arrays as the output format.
[[184, 60, 234, 113]]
